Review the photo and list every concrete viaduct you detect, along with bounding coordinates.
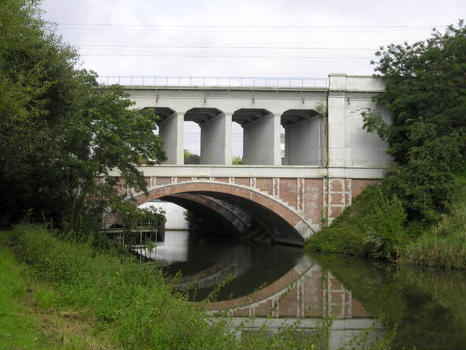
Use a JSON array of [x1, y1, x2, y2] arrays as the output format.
[[110, 74, 391, 246]]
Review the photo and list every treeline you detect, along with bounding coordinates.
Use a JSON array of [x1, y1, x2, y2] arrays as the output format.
[[0, 0, 166, 233], [307, 22, 466, 269]]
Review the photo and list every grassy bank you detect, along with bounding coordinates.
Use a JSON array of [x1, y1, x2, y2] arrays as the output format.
[[307, 186, 407, 260], [398, 198, 466, 269], [306, 179, 466, 269], [0, 246, 114, 349], [1, 225, 330, 350]]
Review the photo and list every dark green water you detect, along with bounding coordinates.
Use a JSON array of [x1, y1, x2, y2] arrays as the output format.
[[146, 230, 466, 349]]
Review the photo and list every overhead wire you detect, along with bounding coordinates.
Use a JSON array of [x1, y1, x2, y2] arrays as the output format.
[[55, 22, 437, 62], [77, 44, 378, 50], [55, 23, 446, 29]]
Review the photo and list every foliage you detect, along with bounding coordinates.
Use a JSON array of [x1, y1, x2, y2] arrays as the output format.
[[2, 225, 330, 350], [398, 178, 466, 269], [0, 0, 166, 231], [307, 186, 406, 259], [232, 156, 242, 165], [310, 23, 466, 268], [362, 21, 466, 222], [381, 136, 463, 222], [184, 149, 200, 164]]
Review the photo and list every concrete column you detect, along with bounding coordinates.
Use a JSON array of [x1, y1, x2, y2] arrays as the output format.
[[284, 117, 323, 165], [200, 113, 231, 165], [224, 113, 232, 165], [272, 114, 281, 166], [158, 112, 184, 165], [241, 112, 280, 165], [327, 74, 348, 167]]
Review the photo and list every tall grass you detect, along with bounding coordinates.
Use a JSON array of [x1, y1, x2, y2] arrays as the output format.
[[3, 225, 329, 350], [398, 200, 466, 269], [0, 247, 52, 349]]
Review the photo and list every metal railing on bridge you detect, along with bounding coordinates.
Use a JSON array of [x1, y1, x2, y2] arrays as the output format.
[[97, 75, 329, 89]]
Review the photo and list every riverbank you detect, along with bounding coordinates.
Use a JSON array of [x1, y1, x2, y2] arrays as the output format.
[[306, 178, 466, 269], [0, 225, 330, 350]]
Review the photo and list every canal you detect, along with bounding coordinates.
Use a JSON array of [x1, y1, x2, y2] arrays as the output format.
[[141, 229, 465, 349]]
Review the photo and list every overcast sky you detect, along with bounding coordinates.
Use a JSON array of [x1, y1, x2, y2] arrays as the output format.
[[41, 0, 465, 156]]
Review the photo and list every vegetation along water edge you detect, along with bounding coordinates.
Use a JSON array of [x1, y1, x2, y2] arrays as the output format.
[[307, 22, 466, 269], [1, 225, 371, 350]]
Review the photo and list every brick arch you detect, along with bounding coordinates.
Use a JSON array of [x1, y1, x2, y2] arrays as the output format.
[[135, 181, 314, 245]]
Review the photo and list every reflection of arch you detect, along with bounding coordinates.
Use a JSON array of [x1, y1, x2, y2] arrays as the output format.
[[175, 260, 251, 290], [207, 256, 373, 320], [136, 182, 313, 246]]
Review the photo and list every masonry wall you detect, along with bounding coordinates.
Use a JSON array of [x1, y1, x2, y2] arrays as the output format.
[[136, 173, 379, 235]]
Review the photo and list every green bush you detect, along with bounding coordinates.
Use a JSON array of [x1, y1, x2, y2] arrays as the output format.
[[398, 197, 466, 269], [307, 185, 406, 259]]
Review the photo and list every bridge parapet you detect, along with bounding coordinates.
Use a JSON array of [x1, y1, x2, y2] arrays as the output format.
[[99, 75, 329, 89]]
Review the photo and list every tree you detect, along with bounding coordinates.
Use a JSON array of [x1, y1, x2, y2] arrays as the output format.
[[362, 22, 466, 222], [232, 156, 242, 165], [0, 0, 166, 231], [184, 149, 200, 164]]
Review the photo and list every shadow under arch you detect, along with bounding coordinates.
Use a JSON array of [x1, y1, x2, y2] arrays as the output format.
[[135, 181, 314, 246]]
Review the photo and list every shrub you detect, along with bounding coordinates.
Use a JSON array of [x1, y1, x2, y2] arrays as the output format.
[[307, 185, 406, 259]]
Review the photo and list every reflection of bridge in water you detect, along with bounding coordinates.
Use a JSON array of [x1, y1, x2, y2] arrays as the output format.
[[175, 260, 251, 290], [178, 255, 384, 349], [207, 256, 371, 319]]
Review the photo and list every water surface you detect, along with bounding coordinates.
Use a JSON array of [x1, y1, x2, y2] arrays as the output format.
[[144, 230, 466, 349]]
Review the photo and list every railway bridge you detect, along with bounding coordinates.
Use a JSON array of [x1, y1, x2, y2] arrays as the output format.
[[108, 74, 391, 246]]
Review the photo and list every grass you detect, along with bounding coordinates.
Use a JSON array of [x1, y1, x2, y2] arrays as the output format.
[[0, 245, 113, 349], [1, 224, 332, 350], [398, 199, 466, 269], [0, 247, 51, 349]]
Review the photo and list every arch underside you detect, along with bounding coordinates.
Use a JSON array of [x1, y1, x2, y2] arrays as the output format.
[[137, 182, 312, 246]]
